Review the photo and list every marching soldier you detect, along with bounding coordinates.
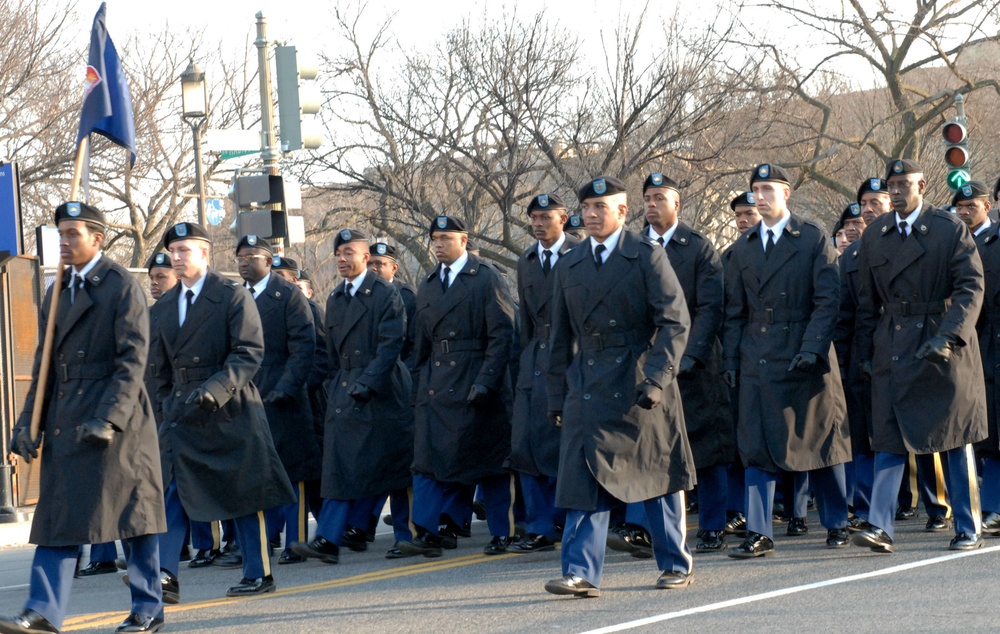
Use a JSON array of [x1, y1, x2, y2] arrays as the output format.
[[2, 202, 166, 633], [723, 164, 851, 558], [954, 181, 1000, 535], [853, 159, 987, 553], [292, 229, 414, 563], [641, 173, 734, 552], [399, 215, 518, 557], [544, 176, 696, 597], [564, 214, 588, 241], [151, 222, 296, 597], [234, 236, 320, 565], [507, 193, 580, 553]]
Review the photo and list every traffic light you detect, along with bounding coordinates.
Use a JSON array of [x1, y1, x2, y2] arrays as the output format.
[[228, 173, 288, 239], [942, 120, 970, 191], [275, 45, 323, 151]]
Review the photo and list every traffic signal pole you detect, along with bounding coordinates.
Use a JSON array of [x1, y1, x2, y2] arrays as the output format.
[[254, 11, 284, 254]]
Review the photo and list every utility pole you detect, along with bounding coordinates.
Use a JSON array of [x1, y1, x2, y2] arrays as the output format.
[[254, 11, 285, 253]]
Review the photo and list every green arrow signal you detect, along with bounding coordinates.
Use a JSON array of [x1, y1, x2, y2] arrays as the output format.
[[947, 168, 971, 190]]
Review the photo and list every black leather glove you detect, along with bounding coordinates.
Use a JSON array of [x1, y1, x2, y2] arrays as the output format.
[[9, 427, 40, 462], [722, 370, 738, 389], [635, 379, 662, 409], [467, 383, 489, 405], [263, 390, 290, 405], [787, 352, 819, 372], [186, 387, 219, 413], [547, 411, 563, 428], [77, 419, 116, 448], [347, 382, 374, 403], [678, 355, 699, 377], [859, 360, 872, 381], [915, 336, 952, 364]]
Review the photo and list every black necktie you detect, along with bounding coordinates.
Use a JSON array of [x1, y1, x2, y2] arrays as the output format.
[[441, 266, 451, 292], [344, 281, 353, 302], [71, 274, 83, 304], [184, 289, 194, 326], [656, 236, 665, 248], [765, 230, 775, 258], [594, 244, 606, 268], [542, 250, 552, 275], [899, 220, 908, 240], [248, 285, 256, 296]]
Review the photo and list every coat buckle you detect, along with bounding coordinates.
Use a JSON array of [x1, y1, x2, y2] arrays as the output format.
[[439, 340, 450, 354], [591, 333, 603, 351], [764, 308, 774, 324], [60, 363, 68, 382]]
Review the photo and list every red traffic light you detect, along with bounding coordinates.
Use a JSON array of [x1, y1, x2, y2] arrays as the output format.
[[942, 122, 967, 144], [945, 146, 970, 168]]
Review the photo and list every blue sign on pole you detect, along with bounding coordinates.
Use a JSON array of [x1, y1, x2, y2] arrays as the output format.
[[206, 198, 225, 226], [0, 162, 23, 256]]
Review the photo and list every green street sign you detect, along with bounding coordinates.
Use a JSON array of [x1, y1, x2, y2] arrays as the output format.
[[220, 150, 257, 161], [947, 168, 971, 190]]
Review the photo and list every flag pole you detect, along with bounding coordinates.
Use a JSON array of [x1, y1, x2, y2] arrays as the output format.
[[28, 137, 89, 442]]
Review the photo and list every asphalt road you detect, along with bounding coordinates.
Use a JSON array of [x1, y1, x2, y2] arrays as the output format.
[[1, 511, 997, 633]]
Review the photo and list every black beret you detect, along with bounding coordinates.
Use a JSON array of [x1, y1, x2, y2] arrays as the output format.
[[297, 269, 311, 282], [839, 203, 863, 223], [272, 255, 299, 272], [564, 214, 584, 231], [831, 219, 844, 238], [527, 193, 567, 215], [952, 180, 991, 205], [729, 192, 756, 211], [55, 201, 105, 227], [857, 178, 889, 202], [429, 215, 467, 236], [578, 176, 627, 201], [147, 252, 172, 271], [164, 222, 211, 248], [643, 173, 679, 194], [235, 234, 273, 256], [886, 158, 923, 179], [992, 176, 1000, 201], [369, 242, 397, 259], [749, 163, 791, 187], [334, 228, 368, 251]]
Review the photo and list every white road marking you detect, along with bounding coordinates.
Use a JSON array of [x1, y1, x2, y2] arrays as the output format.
[[578, 544, 1000, 634], [0, 583, 30, 591]]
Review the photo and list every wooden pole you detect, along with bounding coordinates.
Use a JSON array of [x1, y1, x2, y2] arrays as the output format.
[[28, 137, 89, 442]]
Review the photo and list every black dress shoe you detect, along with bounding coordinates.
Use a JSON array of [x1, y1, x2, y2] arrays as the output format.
[[895, 506, 918, 521], [76, 561, 118, 576], [115, 613, 164, 633], [290, 537, 340, 564], [123, 569, 179, 604], [851, 526, 893, 553], [0, 609, 58, 633], [382, 514, 393, 526], [544, 574, 600, 598], [655, 570, 692, 589], [278, 548, 305, 564], [846, 516, 870, 533], [483, 536, 513, 555], [982, 511, 1000, 535], [925, 516, 952, 532], [396, 533, 443, 558], [438, 525, 460, 550], [226, 575, 276, 597], [341, 527, 369, 552], [440, 515, 472, 538], [826, 528, 849, 548], [179, 545, 192, 562], [695, 530, 727, 552], [786, 517, 809, 536], [188, 548, 220, 568], [385, 542, 416, 559], [472, 500, 487, 521], [606, 524, 653, 559], [212, 547, 243, 568], [513, 534, 556, 553], [724, 511, 747, 537], [948, 532, 983, 551], [728, 532, 775, 559]]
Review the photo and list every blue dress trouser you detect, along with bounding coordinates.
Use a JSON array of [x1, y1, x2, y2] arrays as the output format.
[[519, 473, 560, 539], [412, 473, 514, 538], [746, 464, 847, 539]]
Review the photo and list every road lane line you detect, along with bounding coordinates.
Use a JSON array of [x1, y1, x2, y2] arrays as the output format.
[[577, 544, 1000, 634]]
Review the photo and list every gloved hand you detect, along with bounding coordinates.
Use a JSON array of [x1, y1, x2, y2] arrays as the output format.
[[787, 352, 819, 372], [263, 390, 290, 405], [347, 382, 374, 403], [678, 355, 700, 377], [915, 336, 952, 364], [9, 427, 40, 462], [186, 387, 219, 413], [77, 419, 116, 448], [467, 383, 489, 405], [635, 379, 662, 409], [722, 370, 738, 389], [859, 360, 872, 381], [547, 411, 563, 428]]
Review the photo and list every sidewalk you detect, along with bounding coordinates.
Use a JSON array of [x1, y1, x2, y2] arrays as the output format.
[[0, 510, 33, 548]]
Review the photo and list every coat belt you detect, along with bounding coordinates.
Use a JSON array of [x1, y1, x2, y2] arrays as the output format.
[[433, 338, 487, 354], [880, 300, 950, 316], [173, 366, 222, 384], [748, 308, 809, 324], [339, 354, 374, 370], [58, 361, 116, 382], [578, 330, 644, 351]]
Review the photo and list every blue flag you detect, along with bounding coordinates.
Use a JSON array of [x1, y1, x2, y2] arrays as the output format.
[[77, 2, 136, 166]]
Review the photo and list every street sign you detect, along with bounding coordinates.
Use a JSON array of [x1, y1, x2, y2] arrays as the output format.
[[206, 198, 225, 226], [947, 168, 971, 190]]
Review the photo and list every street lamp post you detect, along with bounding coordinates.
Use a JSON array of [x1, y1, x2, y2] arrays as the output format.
[[181, 60, 208, 227]]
